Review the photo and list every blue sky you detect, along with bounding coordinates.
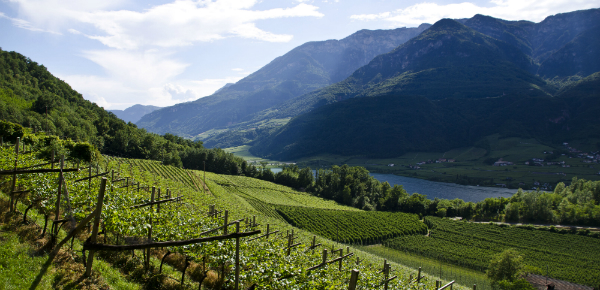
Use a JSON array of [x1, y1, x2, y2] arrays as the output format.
[[1, 0, 598, 110]]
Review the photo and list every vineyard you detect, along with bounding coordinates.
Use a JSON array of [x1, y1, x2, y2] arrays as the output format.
[[0, 138, 471, 290], [385, 217, 600, 287], [276, 205, 428, 244]]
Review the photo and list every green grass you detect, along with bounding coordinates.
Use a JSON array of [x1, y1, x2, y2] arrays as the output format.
[[0, 230, 56, 290], [223, 145, 281, 164], [1, 192, 143, 290], [295, 136, 600, 188], [92, 260, 142, 290], [356, 245, 492, 290]]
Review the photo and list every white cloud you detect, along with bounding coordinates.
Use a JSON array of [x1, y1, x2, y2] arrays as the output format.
[[5, 0, 324, 110], [81, 50, 189, 88], [59, 72, 245, 110], [231, 68, 244, 71], [0, 11, 60, 34], [9, 0, 324, 49], [350, 0, 600, 27]]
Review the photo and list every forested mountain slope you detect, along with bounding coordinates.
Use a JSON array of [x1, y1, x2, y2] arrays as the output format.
[[205, 9, 600, 149], [0, 48, 261, 176], [252, 72, 600, 159], [136, 25, 431, 136]]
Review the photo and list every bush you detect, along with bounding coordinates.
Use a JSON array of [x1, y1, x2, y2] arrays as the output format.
[[71, 142, 101, 163], [0, 120, 24, 142]]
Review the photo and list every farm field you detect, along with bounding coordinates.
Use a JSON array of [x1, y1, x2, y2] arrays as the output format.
[[384, 217, 600, 287], [2, 144, 472, 289], [276, 206, 427, 244], [292, 135, 600, 188], [356, 244, 492, 290]]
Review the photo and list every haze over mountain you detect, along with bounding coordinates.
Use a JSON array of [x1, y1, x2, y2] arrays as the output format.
[[108, 104, 162, 123], [136, 24, 431, 136], [247, 9, 600, 124], [137, 8, 600, 160], [248, 10, 600, 159]]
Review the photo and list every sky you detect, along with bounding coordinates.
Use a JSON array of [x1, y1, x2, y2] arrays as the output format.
[[1, 0, 598, 110]]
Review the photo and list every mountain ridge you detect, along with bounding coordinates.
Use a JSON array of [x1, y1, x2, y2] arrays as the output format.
[[109, 104, 162, 123], [137, 24, 431, 136]]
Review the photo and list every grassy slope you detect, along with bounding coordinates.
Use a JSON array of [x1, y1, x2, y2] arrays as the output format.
[[118, 156, 477, 289], [0, 193, 143, 290], [225, 135, 599, 189]]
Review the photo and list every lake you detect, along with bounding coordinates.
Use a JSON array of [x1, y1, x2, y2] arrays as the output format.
[[270, 168, 515, 202], [369, 173, 515, 202]]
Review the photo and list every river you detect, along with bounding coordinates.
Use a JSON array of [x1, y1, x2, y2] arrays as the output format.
[[270, 168, 515, 202]]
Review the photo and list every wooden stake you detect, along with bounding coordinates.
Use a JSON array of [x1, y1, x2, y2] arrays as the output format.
[[348, 269, 359, 290], [111, 170, 114, 192], [53, 156, 64, 234], [417, 267, 422, 283], [9, 137, 20, 212], [146, 186, 155, 271], [88, 163, 92, 189], [235, 221, 240, 290], [157, 188, 161, 213], [266, 224, 270, 239], [223, 210, 229, 235], [85, 178, 107, 276], [338, 248, 343, 271]]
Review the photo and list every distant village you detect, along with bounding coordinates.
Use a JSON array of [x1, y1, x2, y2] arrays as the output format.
[[389, 142, 600, 190]]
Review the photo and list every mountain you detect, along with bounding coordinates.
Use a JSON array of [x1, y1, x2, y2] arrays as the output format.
[[538, 25, 600, 78], [251, 72, 600, 160], [249, 13, 600, 159], [250, 18, 548, 122], [462, 9, 600, 64], [206, 9, 600, 149], [108, 104, 162, 123], [0, 48, 261, 175], [136, 24, 431, 136]]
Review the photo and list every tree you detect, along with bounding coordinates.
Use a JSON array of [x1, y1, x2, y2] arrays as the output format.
[[487, 249, 535, 290], [487, 248, 524, 282]]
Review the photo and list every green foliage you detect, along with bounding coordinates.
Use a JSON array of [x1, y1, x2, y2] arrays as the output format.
[[384, 217, 600, 286], [0, 48, 267, 178], [252, 88, 600, 160], [486, 249, 524, 282], [276, 205, 427, 244], [0, 119, 24, 142], [496, 279, 537, 290], [70, 142, 101, 162], [1, 136, 467, 290]]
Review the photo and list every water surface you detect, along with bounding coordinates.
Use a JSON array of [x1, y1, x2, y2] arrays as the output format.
[[271, 168, 515, 202]]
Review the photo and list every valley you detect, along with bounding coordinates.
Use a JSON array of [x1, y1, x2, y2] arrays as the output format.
[[1, 6, 600, 290]]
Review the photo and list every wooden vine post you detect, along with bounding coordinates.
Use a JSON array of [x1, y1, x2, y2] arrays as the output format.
[[157, 188, 161, 213], [146, 186, 155, 271], [381, 259, 397, 290], [235, 221, 240, 290], [88, 163, 92, 189], [85, 177, 107, 276], [53, 155, 64, 235], [9, 137, 19, 212], [348, 269, 360, 290]]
